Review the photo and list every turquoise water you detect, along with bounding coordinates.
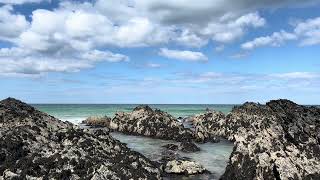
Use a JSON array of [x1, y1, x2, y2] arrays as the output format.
[[33, 104, 236, 124], [111, 132, 234, 180]]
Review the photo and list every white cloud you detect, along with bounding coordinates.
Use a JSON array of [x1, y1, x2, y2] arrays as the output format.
[[242, 16, 320, 50], [200, 12, 266, 43], [145, 62, 162, 68], [81, 50, 129, 62], [159, 48, 208, 62], [229, 52, 249, 59], [0, 0, 47, 4], [0, 5, 29, 41], [294, 17, 320, 46], [0, 48, 129, 77], [269, 72, 320, 79], [135, 0, 316, 25], [0, 0, 319, 77], [175, 30, 208, 48], [241, 30, 297, 50]]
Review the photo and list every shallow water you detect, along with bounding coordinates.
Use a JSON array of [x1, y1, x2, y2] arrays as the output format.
[[110, 132, 234, 180]]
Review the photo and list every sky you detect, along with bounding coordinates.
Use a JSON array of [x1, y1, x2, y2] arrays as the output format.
[[0, 0, 320, 104]]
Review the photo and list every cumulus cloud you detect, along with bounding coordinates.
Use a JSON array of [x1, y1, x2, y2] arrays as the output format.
[[135, 0, 317, 25], [0, 0, 47, 4], [242, 16, 320, 50], [81, 50, 129, 62], [159, 48, 208, 62], [0, 5, 29, 41], [294, 17, 320, 46], [0, 0, 319, 76], [0, 48, 128, 77], [241, 30, 297, 50], [201, 12, 266, 43]]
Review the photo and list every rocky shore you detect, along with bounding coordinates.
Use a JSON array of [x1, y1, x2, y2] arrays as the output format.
[[0, 98, 161, 179], [1, 97, 319, 180], [191, 100, 320, 179]]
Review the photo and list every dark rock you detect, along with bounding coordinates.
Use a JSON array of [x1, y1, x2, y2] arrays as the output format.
[[162, 144, 179, 151], [162, 142, 201, 153], [178, 142, 200, 152], [0, 98, 161, 180]]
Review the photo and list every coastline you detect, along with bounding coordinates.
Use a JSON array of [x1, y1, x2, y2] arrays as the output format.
[[1, 98, 319, 180]]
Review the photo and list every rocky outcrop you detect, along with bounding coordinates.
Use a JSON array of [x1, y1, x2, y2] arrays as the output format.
[[85, 105, 194, 142], [0, 98, 161, 180], [82, 116, 112, 128], [215, 100, 320, 180], [192, 110, 225, 143]]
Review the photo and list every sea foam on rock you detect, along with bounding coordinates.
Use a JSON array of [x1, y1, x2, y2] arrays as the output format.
[[0, 98, 161, 180], [193, 99, 320, 180]]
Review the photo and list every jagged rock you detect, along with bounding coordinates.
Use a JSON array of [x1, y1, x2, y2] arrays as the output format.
[[158, 150, 181, 164], [164, 159, 206, 175], [178, 142, 200, 152], [218, 100, 320, 180], [0, 98, 161, 180], [85, 105, 194, 142], [162, 144, 179, 151], [162, 142, 200, 152], [82, 116, 112, 128], [190, 100, 320, 179], [192, 110, 225, 143]]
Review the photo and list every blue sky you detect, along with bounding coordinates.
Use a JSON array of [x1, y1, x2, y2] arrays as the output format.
[[0, 0, 320, 104]]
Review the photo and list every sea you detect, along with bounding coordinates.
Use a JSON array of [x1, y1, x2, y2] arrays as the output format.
[[33, 104, 236, 124], [32, 104, 236, 180]]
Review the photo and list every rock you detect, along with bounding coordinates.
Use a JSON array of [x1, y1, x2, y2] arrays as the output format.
[[86, 105, 194, 142], [82, 116, 112, 128], [178, 142, 200, 152], [158, 150, 181, 163], [216, 99, 320, 180], [164, 159, 206, 175], [0, 98, 161, 180], [162, 144, 179, 151], [162, 142, 200, 152], [192, 110, 225, 143]]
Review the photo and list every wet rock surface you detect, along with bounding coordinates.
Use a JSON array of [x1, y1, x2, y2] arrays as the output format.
[[178, 142, 200, 152], [0, 98, 161, 180], [85, 105, 194, 142], [162, 142, 200, 153], [193, 99, 320, 180], [162, 144, 179, 151]]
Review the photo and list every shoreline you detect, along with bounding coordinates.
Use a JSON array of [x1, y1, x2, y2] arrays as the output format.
[[1, 98, 319, 180]]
